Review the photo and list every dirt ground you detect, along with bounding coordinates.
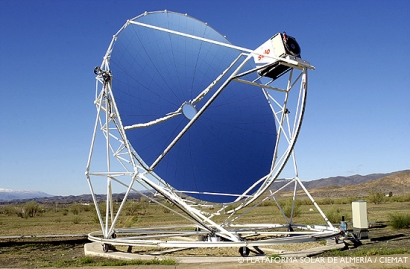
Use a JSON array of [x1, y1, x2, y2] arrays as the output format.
[[0, 238, 88, 268], [1, 227, 409, 268]]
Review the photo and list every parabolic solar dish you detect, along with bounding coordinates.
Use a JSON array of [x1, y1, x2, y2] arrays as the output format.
[[108, 11, 276, 203]]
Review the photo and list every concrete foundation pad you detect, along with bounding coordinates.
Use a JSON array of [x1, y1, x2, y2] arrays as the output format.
[[84, 242, 240, 263], [84, 239, 345, 263]]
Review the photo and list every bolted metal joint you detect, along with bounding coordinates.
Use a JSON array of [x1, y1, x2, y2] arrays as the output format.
[[94, 66, 112, 83]]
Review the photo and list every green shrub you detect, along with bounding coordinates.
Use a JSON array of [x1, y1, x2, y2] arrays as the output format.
[[299, 199, 313, 205], [391, 196, 403, 202], [261, 200, 276, 207], [402, 193, 410, 202], [124, 201, 147, 216], [283, 204, 301, 218], [62, 208, 69, 216], [91, 202, 106, 216], [391, 193, 410, 203], [325, 208, 345, 224], [340, 196, 358, 204], [10, 202, 42, 218], [317, 197, 335, 205], [70, 203, 84, 215], [281, 198, 301, 218], [123, 215, 139, 228], [367, 191, 385, 204], [24, 201, 41, 218], [278, 197, 302, 207], [3, 205, 17, 216], [72, 216, 81, 224], [92, 215, 100, 224], [389, 213, 410, 229]]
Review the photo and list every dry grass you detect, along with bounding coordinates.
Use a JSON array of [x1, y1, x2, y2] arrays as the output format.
[[1, 197, 410, 236], [1, 197, 410, 268]]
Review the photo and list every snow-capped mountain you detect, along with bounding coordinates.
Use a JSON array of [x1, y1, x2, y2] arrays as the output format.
[[0, 188, 53, 201]]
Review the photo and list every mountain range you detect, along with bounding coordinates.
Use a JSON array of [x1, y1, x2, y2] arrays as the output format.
[[303, 170, 410, 198], [1, 170, 409, 203], [0, 188, 53, 202]]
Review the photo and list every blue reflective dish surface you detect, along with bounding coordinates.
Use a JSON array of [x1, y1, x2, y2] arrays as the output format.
[[109, 11, 276, 203]]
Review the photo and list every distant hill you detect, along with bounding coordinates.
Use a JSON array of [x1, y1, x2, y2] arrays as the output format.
[[1, 170, 409, 204], [0, 191, 145, 204], [301, 170, 410, 198], [300, 172, 397, 189], [272, 171, 398, 192], [358, 170, 410, 194], [0, 188, 53, 202]]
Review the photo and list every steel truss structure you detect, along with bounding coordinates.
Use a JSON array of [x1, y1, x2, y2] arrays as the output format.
[[85, 11, 339, 255]]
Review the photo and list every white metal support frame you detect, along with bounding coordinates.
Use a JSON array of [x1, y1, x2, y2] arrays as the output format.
[[85, 11, 339, 256]]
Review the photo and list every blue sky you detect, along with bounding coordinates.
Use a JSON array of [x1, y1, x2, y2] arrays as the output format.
[[1, 0, 409, 196]]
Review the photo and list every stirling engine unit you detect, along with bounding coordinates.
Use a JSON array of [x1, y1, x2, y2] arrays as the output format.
[[253, 32, 306, 80]]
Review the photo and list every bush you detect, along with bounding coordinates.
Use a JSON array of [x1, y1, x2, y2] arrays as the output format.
[[124, 201, 147, 216], [92, 215, 100, 224], [261, 200, 276, 207], [367, 191, 385, 204], [3, 205, 17, 216], [281, 198, 301, 218], [325, 208, 343, 224], [20, 202, 41, 218], [278, 198, 302, 207], [317, 197, 335, 205], [391, 193, 410, 202], [389, 213, 410, 229], [123, 216, 139, 228], [91, 202, 106, 216], [26, 201, 40, 217], [72, 216, 81, 224], [340, 196, 358, 204], [299, 199, 313, 206], [70, 203, 86, 215], [402, 193, 410, 202]]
